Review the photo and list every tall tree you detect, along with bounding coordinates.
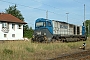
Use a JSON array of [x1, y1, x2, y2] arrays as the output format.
[[5, 4, 24, 21], [85, 20, 90, 36]]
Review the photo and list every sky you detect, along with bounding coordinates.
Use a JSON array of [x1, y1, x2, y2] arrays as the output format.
[[0, 0, 90, 29]]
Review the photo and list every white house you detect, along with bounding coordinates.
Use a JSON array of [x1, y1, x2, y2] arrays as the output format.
[[0, 13, 27, 40]]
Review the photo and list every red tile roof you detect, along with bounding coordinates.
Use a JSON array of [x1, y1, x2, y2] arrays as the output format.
[[0, 13, 27, 24]]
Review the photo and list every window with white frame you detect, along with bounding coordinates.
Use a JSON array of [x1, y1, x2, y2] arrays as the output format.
[[12, 34, 15, 37], [2, 22, 9, 28], [4, 34, 7, 38], [2, 22, 7, 28], [18, 24, 22, 29], [12, 24, 15, 30]]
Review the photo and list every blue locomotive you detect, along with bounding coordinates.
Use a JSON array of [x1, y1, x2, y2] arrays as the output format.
[[32, 18, 87, 42]]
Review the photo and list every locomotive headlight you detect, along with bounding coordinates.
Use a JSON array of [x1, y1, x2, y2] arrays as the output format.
[[33, 35, 34, 38], [44, 33, 46, 35], [37, 31, 41, 35]]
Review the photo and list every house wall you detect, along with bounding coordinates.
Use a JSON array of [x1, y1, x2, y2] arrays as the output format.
[[0, 22, 24, 40]]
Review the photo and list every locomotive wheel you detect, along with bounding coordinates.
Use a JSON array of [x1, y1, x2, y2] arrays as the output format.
[[31, 38, 35, 43], [37, 36, 45, 43]]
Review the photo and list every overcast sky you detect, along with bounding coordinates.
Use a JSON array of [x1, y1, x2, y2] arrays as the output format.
[[0, 0, 90, 29]]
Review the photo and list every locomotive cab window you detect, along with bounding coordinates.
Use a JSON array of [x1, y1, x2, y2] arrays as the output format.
[[36, 22, 43, 27], [47, 22, 52, 26], [43, 22, 46, 27], [36, 22, 46, 27]]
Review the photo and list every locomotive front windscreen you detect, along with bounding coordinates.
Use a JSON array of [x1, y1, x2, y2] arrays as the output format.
[[36, 22, 46, 27]]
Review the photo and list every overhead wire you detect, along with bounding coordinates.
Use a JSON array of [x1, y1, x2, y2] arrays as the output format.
[[2, 0, 64, 16], [31, 0, 88, 24], [0, 0, 36, 27], [0, 0, 82, 19], [0, 0, 63, 26], [0, 0, 46, 11], [73, 0, 90, 20], [0, 0, 88, 25], [31, 0, 84, 17]]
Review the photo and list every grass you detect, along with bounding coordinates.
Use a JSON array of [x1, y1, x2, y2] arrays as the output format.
[[0, 38, 90, 60]]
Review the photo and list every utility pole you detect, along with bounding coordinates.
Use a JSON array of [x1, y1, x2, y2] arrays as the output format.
[[84, 4, 85, 26], [84, 4, 86, 33], [46, 10, 48, 19], [66, 13, 69, 35], [88, 24, 89, 35]]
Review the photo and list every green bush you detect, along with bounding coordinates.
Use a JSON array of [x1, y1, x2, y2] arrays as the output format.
[[23, 27, 34, 38], [25, 47, 35, 52], [3, 49, 13, 54]]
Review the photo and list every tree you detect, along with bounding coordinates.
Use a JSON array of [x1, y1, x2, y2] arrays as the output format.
[[85, 20, 90, 36], [23, 26, 34, 38], [24, 24, 29, 30], [5, 4, 24, 21]]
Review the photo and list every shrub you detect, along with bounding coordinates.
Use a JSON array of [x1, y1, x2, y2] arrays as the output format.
[[3, 49, 13, 54], [25, 47, 35, 52]]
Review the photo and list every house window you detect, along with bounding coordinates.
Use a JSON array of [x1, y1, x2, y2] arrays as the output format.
[[12, 24, 15, 30], [2, 22, 9, 29], [18, 24, 22, 29], [2, 23, 7, 28], [4, 34, 7, 38], [12, 34, 15, 37]]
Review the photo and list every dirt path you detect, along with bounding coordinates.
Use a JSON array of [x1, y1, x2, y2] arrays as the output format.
[[48, 49, 90, 60]]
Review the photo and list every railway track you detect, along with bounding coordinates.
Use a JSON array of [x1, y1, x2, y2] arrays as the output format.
[[48, 49, 90, 60]]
